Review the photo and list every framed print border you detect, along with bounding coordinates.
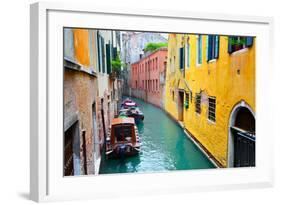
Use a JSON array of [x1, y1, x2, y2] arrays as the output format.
[[30, 2, 274, 202]]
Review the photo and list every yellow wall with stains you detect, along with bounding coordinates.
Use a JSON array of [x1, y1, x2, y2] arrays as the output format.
[[165, 34, 255, 167]]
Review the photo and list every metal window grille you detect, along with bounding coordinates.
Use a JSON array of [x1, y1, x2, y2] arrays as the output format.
[[195, 94, 201, 114], [208, 97, 216, 122]]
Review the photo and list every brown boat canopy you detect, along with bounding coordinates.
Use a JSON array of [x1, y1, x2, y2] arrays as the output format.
[[110, 117, 136, 145], [111, 117, 135, 125]]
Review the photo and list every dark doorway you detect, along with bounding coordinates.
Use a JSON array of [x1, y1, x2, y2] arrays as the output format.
[[64, 121, 79, 176], [178, 91, 184, 121], [232, 107, 255, 167]]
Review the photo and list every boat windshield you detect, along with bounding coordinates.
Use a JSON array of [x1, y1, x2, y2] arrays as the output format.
[[113, 124, 133, 142]]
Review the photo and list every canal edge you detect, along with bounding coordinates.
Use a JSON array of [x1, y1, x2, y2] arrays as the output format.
[[180, 124, 222, 168], [165, 110, 222, 168]]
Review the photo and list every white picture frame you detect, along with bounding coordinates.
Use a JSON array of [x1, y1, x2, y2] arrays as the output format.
[[30, 2, 274, 202]]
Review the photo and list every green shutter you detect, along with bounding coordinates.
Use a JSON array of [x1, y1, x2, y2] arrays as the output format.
[[106, 44, 111, 74], [101, 37, 105, 73]]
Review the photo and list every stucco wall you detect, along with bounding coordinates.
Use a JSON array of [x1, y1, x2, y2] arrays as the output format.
[[130, 49, 167, 108]]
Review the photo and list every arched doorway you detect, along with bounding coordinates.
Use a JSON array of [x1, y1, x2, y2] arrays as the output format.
[[228, 101, 255, 167]]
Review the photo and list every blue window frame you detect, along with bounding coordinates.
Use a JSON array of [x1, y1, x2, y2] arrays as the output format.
[[207, 35, 220, 61], [197, 35, 202, 65], [186, 44, 190, 68]]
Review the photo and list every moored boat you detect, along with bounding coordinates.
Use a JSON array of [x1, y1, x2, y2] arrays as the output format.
[[125, 107, 144, 123], [118, 107, 144, 123], [106, 117, 140, 159], [121, 98, 137, 109]]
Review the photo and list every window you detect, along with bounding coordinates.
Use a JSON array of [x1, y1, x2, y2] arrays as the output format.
[[195, 94, 201, 114], [197, 35, 202, 65], [97, 32, 105, 73], [186, 44, 190, 68], [207, 35, 219, 61], [106, 43, 112, 74], [185, 92, 189, 109], [208, 97, 216, 122], [156, 79, 158, 91], [145, 80, 147, 90], [179, 47, 184, 69], [172, 91, 175, 101], [101, 37, 105, 73], [228, 36, 254, 53], [114, 125, 133, 142], [145, 62, 147, 73]]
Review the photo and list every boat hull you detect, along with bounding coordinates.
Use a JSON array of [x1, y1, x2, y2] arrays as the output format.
[[106, 143, 140, 159]]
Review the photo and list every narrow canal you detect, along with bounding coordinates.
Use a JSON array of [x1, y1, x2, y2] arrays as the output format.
[[99, 97, 215, 174]]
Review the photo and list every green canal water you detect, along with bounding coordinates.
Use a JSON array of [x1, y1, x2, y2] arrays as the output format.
[[99, 97, 215, 174]]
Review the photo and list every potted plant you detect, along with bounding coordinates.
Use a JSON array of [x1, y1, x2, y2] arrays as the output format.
[[110, 54, 122, 79]]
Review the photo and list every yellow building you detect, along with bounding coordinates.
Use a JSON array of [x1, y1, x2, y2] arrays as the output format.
[[165, 33, 255, 168]]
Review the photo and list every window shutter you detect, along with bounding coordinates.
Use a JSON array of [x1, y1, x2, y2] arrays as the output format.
[[186, 45, 190, 67], [101, 37, 105, 73], [206, 36, 209, 62], [245, 37, 254, 47], [179, 47, 184, 69], [198, 36, 202, 64], [97, 33, 101, 72], [207, 35, 213, 61], [215, 35, 219, 59], [113, 47, 117, 59], [228, 37, 233, 54], [106, 44, 111, 74]]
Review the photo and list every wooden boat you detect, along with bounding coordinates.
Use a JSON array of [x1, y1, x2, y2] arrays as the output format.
[[106, 117, 140, 159]]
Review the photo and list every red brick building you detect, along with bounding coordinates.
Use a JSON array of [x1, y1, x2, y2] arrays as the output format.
[[130, 48, 167, 108]]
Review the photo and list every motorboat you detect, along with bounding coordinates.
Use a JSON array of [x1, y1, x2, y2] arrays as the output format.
[[121, 98, 137, 109], [106, 117, 140, 159]]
